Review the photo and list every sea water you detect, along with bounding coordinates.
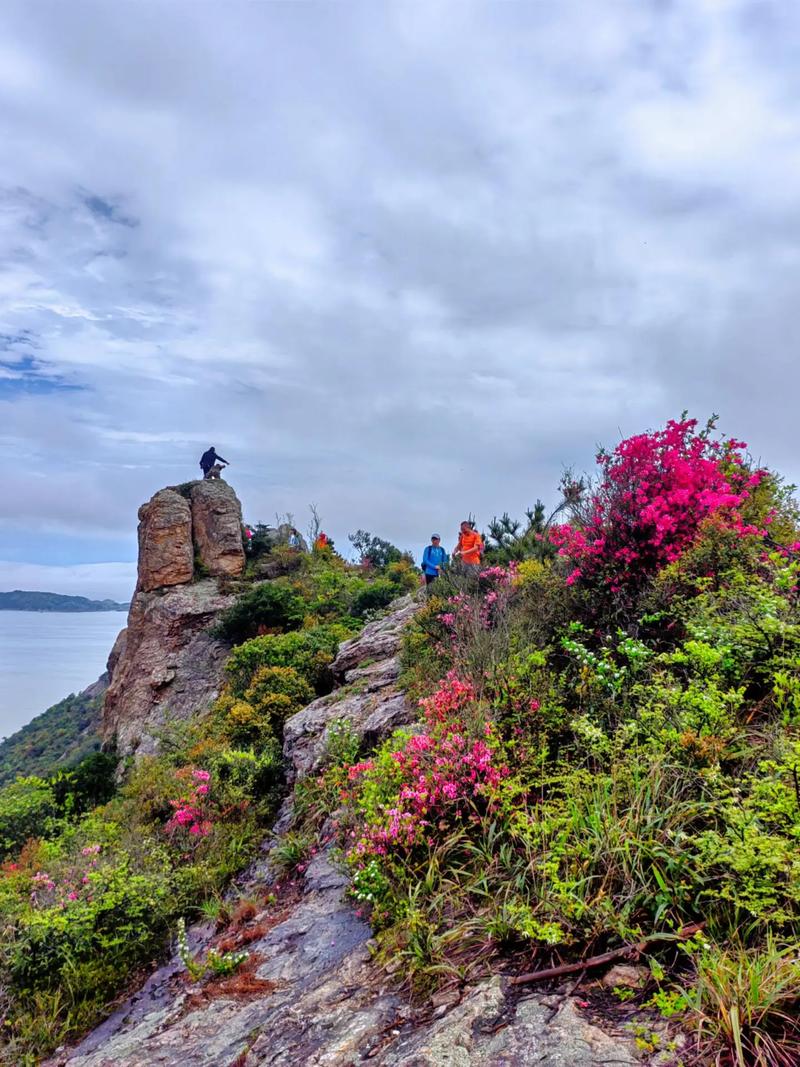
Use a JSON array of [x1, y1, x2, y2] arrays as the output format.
[[0, 611, 125, 738]]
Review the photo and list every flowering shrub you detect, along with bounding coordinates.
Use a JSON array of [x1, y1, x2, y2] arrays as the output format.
[[165, 769, 213, 841], [550, 418, 767, 593], [343, 673, 508, 865]]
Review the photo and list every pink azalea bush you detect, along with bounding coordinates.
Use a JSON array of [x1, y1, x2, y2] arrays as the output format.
[[164, 768, 213, 840], [343, 672, 508, 862], [550, 418, 767, 593]]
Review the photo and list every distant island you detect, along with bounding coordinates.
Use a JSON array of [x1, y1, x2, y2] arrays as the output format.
[[0, 590, 129, 613]]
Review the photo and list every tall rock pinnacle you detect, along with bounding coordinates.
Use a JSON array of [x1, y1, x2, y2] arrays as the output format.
[[103, 478, 246, 757]]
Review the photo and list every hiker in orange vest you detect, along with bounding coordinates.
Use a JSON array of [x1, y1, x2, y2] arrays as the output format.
[[314, 531, 329, 551], [453, 521, 484, 569]]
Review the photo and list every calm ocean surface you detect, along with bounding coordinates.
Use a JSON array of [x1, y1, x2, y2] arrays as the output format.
[[0, 611, 125, 738]]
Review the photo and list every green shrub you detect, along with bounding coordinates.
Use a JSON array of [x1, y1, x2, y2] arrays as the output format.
[[350, 578, 399, 618], [0, 777, 59, 858], [49, 751, 118, 818], [214, 580, 306, 643], [226, 623, 351, 696]]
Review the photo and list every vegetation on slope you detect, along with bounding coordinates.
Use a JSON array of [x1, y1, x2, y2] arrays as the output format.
[[0, 591, 128, 612], [0, 539, 415, 1064], [295, 417, 800, 1066], [0, 689, 105, 788]]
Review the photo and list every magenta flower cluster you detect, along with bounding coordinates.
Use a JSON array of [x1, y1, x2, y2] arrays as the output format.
[[346, 673, 508, 861], [550, 418, 766, 591], [29, 845, 102, 908], [165, 768, 212, 839]]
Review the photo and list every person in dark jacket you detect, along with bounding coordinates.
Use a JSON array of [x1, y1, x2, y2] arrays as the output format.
[[421, 535, 448, 586], [199, 447, 228, 479]]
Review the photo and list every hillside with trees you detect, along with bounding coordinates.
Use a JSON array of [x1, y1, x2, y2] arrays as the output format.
[[0, 591, 128, 612]]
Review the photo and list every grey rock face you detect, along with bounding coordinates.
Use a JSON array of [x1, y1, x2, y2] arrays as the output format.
[[381, 980, 639, 1066], [283, 596, 419, 781], [332, 595, 417, 679]]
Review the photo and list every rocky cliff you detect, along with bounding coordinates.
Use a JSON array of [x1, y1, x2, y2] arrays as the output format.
[[102, 479, 245, 757], [53, 602, 641, 1067]]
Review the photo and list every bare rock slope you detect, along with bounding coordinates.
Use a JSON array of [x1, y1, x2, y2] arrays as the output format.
[[56, 600, 641, 1067]]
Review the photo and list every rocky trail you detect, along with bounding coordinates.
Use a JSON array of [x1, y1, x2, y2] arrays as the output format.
[[50, 599, 644, 1067]]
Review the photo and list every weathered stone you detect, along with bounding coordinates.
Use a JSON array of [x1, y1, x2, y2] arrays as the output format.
[[602, 963, 648, 989], [102, 580, 235, 757], [136, 489, 194, 591], [331, 595, 417, 679], [380, 979, 639, 1066], [283, 597, 419, 781], [189, 480, 245, 578]]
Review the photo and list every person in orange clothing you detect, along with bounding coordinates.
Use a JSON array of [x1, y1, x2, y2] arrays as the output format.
[[453, 520, 484, 569]]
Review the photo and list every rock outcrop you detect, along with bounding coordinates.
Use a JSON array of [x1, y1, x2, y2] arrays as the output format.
[[102, 479, 245, 757], [189, 480, 246, 578], [137, 489, 194, 592], [283, 595, 418, 781], [102, 580, 236, 757], [54, 597, 641, 1067]]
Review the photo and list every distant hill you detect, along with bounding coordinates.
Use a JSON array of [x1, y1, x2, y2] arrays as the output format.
[[0, 590, 129, 612], [0, 677, 107, 786]]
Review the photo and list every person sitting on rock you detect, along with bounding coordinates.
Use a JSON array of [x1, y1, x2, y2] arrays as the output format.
[[199, 446, 229, 480]]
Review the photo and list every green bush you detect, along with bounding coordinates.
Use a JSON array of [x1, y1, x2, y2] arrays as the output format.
[[0, 777, 59, 859], [350, 578, 399, 618], [49, 751, 118, 818], [214, 580, 306, 643], [226, 623, 351, 696]]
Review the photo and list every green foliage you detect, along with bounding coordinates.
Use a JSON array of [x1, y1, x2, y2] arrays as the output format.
[[484, 500, 559, 564], [214, 579, 306, 643], [0, 777, 58, 859], [350, 578, 400, 618], [347, 529, 408, 568], [175, 917, 248, 982], [0, 688, 104, 787], [225, 624, 351, 696], [49, 752, 118, 818], [679, 937, 800, 1065]]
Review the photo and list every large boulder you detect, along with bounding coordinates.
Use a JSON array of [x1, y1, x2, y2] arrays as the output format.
[[137, 489, 193, 592], [190, 480, 245, 578]]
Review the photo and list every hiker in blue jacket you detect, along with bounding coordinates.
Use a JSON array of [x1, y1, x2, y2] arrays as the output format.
[[421, 535, 448, 586]]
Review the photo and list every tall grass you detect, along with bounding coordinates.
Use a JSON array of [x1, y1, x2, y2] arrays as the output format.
[[681, 937, 800, 1066]]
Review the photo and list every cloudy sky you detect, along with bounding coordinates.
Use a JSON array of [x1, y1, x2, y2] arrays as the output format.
[[1, 0, 799, 601]]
